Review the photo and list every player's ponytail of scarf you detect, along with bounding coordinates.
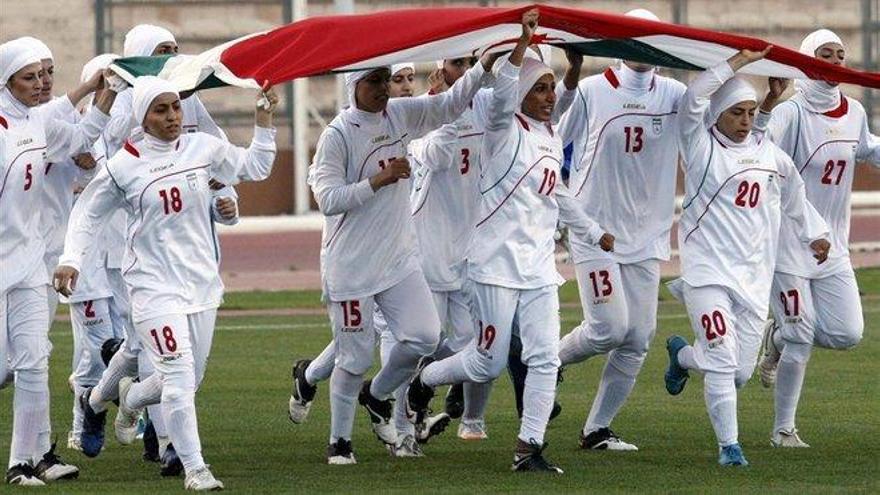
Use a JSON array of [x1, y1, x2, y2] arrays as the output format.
[[794, 29, 843, 114]]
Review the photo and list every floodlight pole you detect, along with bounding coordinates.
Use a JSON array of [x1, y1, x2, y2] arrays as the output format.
[[293, 0, 310, 214]]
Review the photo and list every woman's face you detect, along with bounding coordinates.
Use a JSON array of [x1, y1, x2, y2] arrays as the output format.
[[38, 58, 53, 104], [815, 42, 845, 67], [355, 68, 391, 113], [389, 68, 415, 98], [442, 57, 473, 86], [520, 73, 556, 122], [152, 42, 179, 56], [143, 92, 183, 142], [716, 101, 757, 143], [6, 62, 44, 107]]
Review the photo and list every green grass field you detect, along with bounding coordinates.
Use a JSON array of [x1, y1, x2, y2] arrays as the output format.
[[2, 270, 878, 493]]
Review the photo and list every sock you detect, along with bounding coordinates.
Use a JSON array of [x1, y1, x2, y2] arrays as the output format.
[[158, 433, 172, 457], [518, 367, 556, 444], [774, 342, 812, 433], [703, 372, 738, 447], [371, 342, 421, 399], [306, 340, 337, 386], [329, 368, 363, 443], [9, 369, 49, 468], [91, 349, 138, 413], [462, 381, 492, 421], [422, 353, 471, 387], [507, 337, 527, 418], [394, 384, 414, 437], [71, 384, 86, 436], [163, 369, 204, 476], [584, 356, 637, 434], [677, 345, 699, 371], [127, 374, 163, 409]]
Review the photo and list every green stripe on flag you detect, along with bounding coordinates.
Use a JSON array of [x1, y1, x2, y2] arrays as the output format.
[[564, 39, 703, 71]]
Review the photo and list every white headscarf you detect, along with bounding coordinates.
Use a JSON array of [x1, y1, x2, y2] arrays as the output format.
[[0, 38, 41, 86], [615, 9, 659, 89], [17, 36, 53, 61], [518, 57, 554, 105], [132, 75, 179, 126], [794, 29, 843, 113], [344, 67, 390, 109], [391, 63, 414, 76], [123, 24, 177, 57], [709, 76, 757, 123], [81, 53, 119, 83]]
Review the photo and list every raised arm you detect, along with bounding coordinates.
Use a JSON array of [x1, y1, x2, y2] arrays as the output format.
[[413, 123, 460, 173], [54, 164, 126, 295], [191, 94, 228, 141], [209, 86, 278, 185], [552, 48, 582, 122], [44, 102, 110, 162]]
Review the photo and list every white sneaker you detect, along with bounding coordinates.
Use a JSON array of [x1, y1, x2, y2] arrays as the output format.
[[759, 319, 781, 388], [184, 467, 224, 491], [580, 428, 639, 451], [771, 428, 810, 448], [115, 377, 142, 445], [416, 412, 451, 444], [457, 419, 488, 440], [392, 434, 424, 457], [67, 431, 82, 452], [327, 439, 356, 465]]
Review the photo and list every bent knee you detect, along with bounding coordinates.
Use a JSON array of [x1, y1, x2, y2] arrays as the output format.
[[468, 352, 507, 382], [734, 366, 755, 389]]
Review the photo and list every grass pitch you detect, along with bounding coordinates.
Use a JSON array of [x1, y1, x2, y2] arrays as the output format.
[[1, 269, 878, 493]]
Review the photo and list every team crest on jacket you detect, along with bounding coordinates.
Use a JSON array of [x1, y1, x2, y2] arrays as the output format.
[[186, 172, 199, 191], [652, 117, 662, 135]]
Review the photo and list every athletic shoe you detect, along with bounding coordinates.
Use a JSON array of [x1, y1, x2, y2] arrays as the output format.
[[392, 434, 424, 457], [665, 335, 690, 396], [718, 443, 749, 466], [457, 419, 488, 440], [759, 319, 781, 388], [142, 420, 160, 462], [115, 376, 142, 445], [579, 428, 638, 451], [184, 466, 224, 491], [6, 464, 45, 486], [511, 440, 563, 473], [549, 401, 562, 422], [67, 431, 83, 452], [358, 380, 397, 447], [407, 357, 436, 427], [416, 412, 451, 444], [35, 442, 79, 482], [771, 428, 810, 448], [289, 359, 317, 424], [101, 338, 123, 366], [327, 439, 356, 465], [79, 387, 107, 458], [67, 373, 75, 393], [444, 384, 464, 419], [161, 443, 184, 477]]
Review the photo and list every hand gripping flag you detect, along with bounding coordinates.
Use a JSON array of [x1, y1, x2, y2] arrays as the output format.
[[110, 4, 880, 92]]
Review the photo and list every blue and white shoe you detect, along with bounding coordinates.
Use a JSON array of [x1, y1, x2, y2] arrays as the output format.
[[718, 443, 749, 466], [665, 336, 690, 396], [79, 388, 107, 458]]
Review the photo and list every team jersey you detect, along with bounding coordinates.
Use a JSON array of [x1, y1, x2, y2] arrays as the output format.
[[309, 62, 486, 302], [410, 106, 484, 292], [755, 96, 880, 279], [0, 89, 108, 293], [102, 91, 226, 269], [60, 127, 275, 322], [558, 67, 687, 264], [675, 63, 829, 316], [467, 61, 604, 290]]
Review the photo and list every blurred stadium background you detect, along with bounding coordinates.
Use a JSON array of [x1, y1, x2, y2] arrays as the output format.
[[4, 0, 879, 290]]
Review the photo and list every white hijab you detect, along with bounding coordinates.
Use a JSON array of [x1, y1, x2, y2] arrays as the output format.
[[0, 38, 41, 86], [344, 67, 390, 110], [615, 9, 659, 90], [391, 63, 414, 76], [518, 57, 553, 106], [123, 24, 177, 57], [132, 75, 179, 127], [709, 76, 757, 124], [17, 36, 53, 61], [794, 29, 843, 113]]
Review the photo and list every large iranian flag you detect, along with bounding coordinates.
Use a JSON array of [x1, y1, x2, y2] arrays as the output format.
[[110, 4, 880, 92]]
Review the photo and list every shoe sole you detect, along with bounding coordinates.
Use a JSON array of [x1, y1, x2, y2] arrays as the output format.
[[40, 467, 80, 481], [418, 415, 451, 444]]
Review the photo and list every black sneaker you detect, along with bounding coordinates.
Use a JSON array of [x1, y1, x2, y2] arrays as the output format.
[[327, 439, 356, 465], [416, 412, 451, 444], [142, 420, 160, 462], [444, 383, 464, 419], [549, 401, 563, 422], [579, 427, 638, 451], [6, 463, 44, 486], [289, 359, 317, 424], [160, 443, 183, 477], [512, 440, 563, 473], [101, 338, 124, 366], [358, 380, 397, 446], [34, 442, 79, 482], [79, 387, 107, 458], [406, 357, 436, 426]]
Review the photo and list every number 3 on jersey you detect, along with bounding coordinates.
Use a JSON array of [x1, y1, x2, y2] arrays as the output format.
[[159, 187, 183, 214]]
